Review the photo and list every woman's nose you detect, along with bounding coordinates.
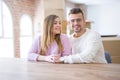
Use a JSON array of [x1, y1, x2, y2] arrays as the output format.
[[57, 23, 61, 27]]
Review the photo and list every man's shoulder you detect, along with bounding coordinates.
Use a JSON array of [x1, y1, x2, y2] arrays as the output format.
[[87, 29, 101, 39], [88, 29, 100, 36]]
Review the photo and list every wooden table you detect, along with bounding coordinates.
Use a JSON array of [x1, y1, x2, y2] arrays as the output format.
[[0, 58, 120, 80]]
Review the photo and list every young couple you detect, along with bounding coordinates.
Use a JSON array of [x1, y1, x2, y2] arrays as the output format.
[[28, 8, 107, 64]]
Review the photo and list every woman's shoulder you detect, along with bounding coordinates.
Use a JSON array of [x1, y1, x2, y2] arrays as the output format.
[[60, 34, 70, 43], [60, 34, 69, 38], [60, 34, 71, 47]]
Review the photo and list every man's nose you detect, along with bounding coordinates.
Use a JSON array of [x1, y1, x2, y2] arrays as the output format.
[[74, 20, 78, 25]]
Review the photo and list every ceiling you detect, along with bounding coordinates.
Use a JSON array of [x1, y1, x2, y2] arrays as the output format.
[[67, 0, 120, 5]]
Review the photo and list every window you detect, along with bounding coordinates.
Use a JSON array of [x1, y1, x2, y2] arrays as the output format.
[[20, 14, 33, 58], [0, 1, 14, 58], [0, 0, 3, 37]]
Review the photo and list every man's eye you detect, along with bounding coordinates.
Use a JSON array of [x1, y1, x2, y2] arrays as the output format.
[[77, 19, 81, 22], [71, 20, 74, 22]]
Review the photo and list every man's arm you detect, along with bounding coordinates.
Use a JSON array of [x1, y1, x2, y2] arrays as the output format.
[[61, 32, 104, 63]]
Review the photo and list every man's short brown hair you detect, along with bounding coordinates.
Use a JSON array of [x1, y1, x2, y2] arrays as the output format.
[[69, 8, 84, 18]]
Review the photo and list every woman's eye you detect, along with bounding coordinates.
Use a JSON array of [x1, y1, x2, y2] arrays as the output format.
[[54, 22, 57, 24]]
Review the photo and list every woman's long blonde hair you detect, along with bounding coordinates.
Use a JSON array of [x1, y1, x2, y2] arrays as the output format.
[[40, 15, 62, 55]]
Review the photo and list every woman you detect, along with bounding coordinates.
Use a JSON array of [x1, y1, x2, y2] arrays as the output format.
[[28, 14, 72, 63]]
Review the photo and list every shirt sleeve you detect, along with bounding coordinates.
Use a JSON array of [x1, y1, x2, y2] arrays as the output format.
[[62, 32, 104, 63], [27, 35, 41, 61], [60, 34, 72, 56]]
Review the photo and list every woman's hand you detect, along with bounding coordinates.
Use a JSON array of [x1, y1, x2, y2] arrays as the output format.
[[52, 54, 64, 63], [45, 54, 62, 63], [45, 55, 54, 63]]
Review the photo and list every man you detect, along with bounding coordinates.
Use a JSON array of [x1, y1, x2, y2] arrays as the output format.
[[59, 8, 107, 63]]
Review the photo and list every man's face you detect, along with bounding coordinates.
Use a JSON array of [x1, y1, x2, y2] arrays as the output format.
[[69, 13, 86, 33]]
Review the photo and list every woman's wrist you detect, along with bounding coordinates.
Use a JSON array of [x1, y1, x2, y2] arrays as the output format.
[[36, 55, 61, 63], [36, 55, 46, 61]]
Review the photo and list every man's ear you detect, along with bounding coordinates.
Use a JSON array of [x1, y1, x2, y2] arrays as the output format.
[[67, 21, 74, 34], [84, 20, 86, 26], [67, 21, 72, 30], [67, 21, 71, 28], [67, 21, 70, 25], [67, 21, 71, 27]]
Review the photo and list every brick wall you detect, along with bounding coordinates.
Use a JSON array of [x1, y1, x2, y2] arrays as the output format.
[[4, 0, 35, 58], [3, 0, 65, 58]]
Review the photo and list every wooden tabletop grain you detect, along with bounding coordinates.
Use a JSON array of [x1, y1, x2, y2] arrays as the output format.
[[0, 58, 120, 80]]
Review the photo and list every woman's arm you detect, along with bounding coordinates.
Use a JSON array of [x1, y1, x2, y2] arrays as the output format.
[[28, 35, 40, 61]]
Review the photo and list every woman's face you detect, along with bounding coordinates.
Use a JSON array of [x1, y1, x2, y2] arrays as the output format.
[[52, 17, 61, 35]]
